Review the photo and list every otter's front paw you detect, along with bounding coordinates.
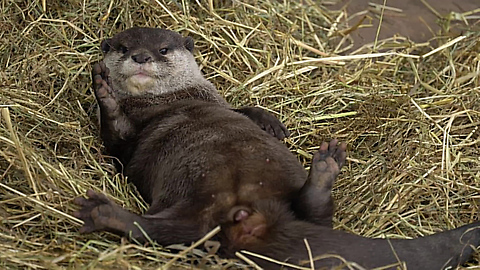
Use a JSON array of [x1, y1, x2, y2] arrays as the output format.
[[92, 62, 121, 119], [73, 189, 133, 234], [309, 139, 347, 189], [235, 107, 290, 140]]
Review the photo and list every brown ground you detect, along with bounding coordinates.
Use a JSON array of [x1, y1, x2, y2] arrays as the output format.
[[329, 0, 479, 50]]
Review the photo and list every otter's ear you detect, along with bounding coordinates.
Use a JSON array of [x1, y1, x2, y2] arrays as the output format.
[[184, 37, 194, 52], [100, 39, 113, 53]]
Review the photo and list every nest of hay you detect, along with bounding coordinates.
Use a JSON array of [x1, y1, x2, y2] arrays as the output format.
[[1, 0, 479, 269]]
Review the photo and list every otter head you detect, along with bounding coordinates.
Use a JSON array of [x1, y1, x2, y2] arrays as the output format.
[[101, 27, 203, 96]]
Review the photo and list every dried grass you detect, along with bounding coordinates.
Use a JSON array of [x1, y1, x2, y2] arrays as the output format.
[[1, 0, 479, 269]]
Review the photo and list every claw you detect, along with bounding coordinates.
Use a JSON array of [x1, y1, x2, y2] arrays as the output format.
[[86, 189, 110, 202]]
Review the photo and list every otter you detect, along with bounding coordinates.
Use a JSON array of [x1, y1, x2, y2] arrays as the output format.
[[74, 27, 479, 268], [75, 27, 342, 238]]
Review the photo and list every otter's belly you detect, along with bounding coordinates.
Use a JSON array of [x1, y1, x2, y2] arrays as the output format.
[[125, 104, 306, 213]]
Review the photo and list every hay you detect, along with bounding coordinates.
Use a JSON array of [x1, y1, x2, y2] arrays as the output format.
[[1, 0, 479, 269]]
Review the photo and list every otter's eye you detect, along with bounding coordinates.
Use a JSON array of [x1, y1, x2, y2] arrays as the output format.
[[159, 48, 168, 55], [118, 45, 128, 54]]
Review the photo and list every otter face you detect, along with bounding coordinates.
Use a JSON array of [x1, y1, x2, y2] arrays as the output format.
[[101, 27, 201, 96]]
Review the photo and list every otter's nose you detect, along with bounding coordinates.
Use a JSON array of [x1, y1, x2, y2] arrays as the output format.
[[131, 53, 152, 64]]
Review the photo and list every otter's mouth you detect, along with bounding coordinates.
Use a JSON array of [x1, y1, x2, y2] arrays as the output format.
[[131, 70, 153, 78], [129, 68, 155, 81], [129, 73, 153, 83], [125, 73, 156, 95]]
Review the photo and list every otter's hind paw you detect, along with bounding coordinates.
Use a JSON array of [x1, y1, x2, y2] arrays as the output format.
[[309, 139, 347, 189]]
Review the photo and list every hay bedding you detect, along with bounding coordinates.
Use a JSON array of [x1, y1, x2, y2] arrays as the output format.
[[0, 0, 479, 268]]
